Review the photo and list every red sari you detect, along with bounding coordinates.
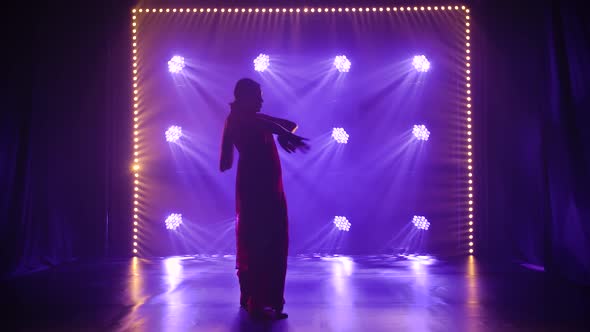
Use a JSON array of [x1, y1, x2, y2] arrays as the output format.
[[225, 112, 289, 310]]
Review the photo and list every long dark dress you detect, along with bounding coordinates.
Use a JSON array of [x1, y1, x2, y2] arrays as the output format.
[[226, 112, 289, 310]]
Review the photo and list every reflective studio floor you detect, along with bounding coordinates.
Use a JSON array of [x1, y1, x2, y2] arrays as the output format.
[[3, 254, 589, 332]]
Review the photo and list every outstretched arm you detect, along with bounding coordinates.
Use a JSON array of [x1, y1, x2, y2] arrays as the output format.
[[256, 114, 298, 133], [220, 118, 234, 172], [256, 114, 310, 153]]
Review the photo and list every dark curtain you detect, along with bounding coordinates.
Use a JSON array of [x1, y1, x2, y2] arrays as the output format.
[[0, 23, 33, 275], [2, 0, 589, 284], [544, 0, 590, 284], [1, 1, 133, 277], [475, 0, 590, 285], [474, 1, 550, 267]]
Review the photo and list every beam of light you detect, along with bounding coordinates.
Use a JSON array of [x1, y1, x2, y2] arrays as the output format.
[[412, 216, 430, 230], [129, 257, 145, 305], [162, 256, 188, 332], [163, 257, 183, 291], [465, 256, 482, 330], [165, 125, 183, 143], [412, 124, 430, 141], [332, 127, 349, 144], [333, 55, 351, 72], [412, 55, 430, 72], [333, 216, 351, 231], [293, 220, 344, 253], [168, 216, 235, 254], [165, 213, 183, 230], [253, 53, 270, 72], [327, 256, 354, 293], [383, 222, 430, 256], [168, 55, 185, 73]]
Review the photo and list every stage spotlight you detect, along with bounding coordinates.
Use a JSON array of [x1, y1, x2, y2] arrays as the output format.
[[332, 127, 349, 144], [168, 55, 185, 73], [412, 216, 430, 230], [412, 124, 430, 141], [253, 53, 270, 72], [165, 125, 183, 143], [333, 55, 351, 72], [333, 216, 351, 231], [165, 213, 183, 230], [412, 55, 430, 72]]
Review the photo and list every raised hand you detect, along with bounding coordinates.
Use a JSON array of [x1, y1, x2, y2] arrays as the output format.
[[278, 133, 310, 153]]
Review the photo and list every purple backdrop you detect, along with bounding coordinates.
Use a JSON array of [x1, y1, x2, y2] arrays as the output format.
[[134, 8, 468, 256]]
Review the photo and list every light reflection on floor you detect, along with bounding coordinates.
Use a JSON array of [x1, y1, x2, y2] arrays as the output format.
[[6, 254, 588, 332]]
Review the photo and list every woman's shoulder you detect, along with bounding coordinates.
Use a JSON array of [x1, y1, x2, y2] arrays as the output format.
[[227, 113, 263, 132]]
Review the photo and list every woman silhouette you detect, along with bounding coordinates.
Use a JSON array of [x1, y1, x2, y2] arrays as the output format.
[[220, 78, 309, 319]]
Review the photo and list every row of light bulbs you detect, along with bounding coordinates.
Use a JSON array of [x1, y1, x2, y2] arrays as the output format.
[[130, 6, 474, 256], [464, 14, 475, 255], [132, 11, 140, 254], [132, 6, 470, 14]]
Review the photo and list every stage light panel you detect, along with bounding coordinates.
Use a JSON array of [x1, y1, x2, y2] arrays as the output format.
[[130, 5, 475, 256]]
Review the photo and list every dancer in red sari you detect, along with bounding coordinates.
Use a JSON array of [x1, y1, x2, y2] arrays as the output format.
[[220, 78, 309, 319]]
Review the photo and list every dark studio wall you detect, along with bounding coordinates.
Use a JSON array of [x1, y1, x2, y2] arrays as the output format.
[[1, 1, 135, 275], [473, 0, 590, 284]]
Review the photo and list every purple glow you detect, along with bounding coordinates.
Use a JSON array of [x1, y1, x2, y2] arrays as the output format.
[[253, 53, 270, 72], [412, 55, 430, 72], [165, 125, 183, 143], [412, 125, 430, 141], [332, 127, 350, 144], [168, 55, 185, 73], [165, 213, 183, 230], [163, 257, 183, 291], [333, 216, 351, 231], [412, 216, 430, 230], [333, 55, 351, 73]]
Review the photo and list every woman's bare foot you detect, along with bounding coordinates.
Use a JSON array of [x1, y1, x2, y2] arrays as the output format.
[[240, 298, 248, 309], [247, 304, 275, 320], [275, 311, 288, 320], [273, 305, 288, 319]]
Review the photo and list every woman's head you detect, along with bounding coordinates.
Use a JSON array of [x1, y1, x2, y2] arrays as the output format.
[[231, 78, 263, 113]]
